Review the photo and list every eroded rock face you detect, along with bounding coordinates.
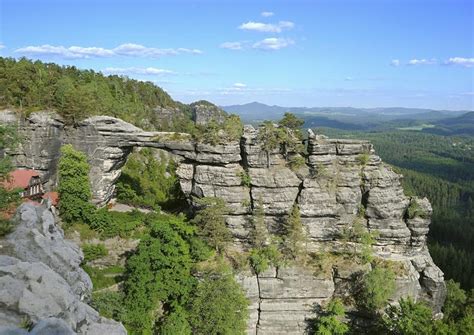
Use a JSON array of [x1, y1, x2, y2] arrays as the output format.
[[191, 102, 227, 125], [0, 204, 126, 335], [1, 111, 446, 334]]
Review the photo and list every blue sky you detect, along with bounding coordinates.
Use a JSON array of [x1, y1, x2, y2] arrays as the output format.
[[1, 0, 473, 110]]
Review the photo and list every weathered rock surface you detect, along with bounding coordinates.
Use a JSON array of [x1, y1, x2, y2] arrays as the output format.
[[0, 204, 126, 335], [1, 111, 446, 334], [191, 101, 228, 125]]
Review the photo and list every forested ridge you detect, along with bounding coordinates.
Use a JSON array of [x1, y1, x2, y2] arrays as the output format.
[[0, 57, 186, 129], [318, 128, 474, 289]]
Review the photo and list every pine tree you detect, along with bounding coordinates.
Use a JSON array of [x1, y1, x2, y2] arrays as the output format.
[[251, 196, 267, 248], [192, 197, 231, 253], [283, 203, 307, 260]]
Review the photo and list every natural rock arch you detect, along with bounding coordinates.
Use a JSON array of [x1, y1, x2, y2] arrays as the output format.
[[1, 110, 447, 334]]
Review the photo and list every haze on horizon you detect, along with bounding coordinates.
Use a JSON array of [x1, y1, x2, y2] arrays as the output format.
[[0, 0, 472, 111]]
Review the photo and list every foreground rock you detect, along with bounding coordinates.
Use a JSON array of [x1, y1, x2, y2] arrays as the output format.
[[0, 204, 126, 335]]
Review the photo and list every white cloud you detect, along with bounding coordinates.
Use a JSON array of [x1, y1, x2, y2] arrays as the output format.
[[233, 83, 247, 88], [253, 38, 294, 51], [14, 43, 202, 59], [407, 58, 437, 65], [261, 11, 274, 17], [220, 41, 244, 50], [0, 44, 5, 50], [390, 59, 400, 67], [102, 67, 175, 76], [238, 21, 294, 33], [445, 57, 474, 68], [15, 44, 114, 59]]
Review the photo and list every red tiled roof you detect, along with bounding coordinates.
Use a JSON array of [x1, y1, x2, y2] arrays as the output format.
[[1, 169, 40, 190], [42, 192, 59, 206]]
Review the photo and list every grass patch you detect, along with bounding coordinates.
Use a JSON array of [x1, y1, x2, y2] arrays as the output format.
[[64, 222, 99, 240], [83, 265, 125, 291], [372, 258, 408, 276]]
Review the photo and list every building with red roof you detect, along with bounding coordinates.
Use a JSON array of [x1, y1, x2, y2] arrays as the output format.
[[2, 169, 44, 199]]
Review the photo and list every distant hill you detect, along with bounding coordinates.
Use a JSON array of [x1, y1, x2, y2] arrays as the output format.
[[222, 102, 470, 131], [222, 102, 289, 121], [424, 112, 474, 136]]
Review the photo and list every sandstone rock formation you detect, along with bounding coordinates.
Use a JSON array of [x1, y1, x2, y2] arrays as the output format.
[[190, 101, 228, 125], [0, 203, 126, 335], [1, 110, 446, 334]]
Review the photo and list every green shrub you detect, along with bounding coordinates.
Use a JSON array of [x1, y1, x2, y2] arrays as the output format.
[[287, 155, 306, 171], [189, 271, 248, 335], [0, 219, 13, 237], [380, 297, 435, 335], [99, 209, 145, 239], [238, 170, 252, 187], [158, 306, 192, 335], [91, 291, 125, 321], [122, 216, 195, 334], [406, 198, 429, 219], [249, 244, 282, 274], [249, 248, 270, 274], [58, 144, 94, 225], [83, 243, 109, 262], [309, 298, 349, 335], [357, 266, 395, 313], [357, 153, 370, 166]]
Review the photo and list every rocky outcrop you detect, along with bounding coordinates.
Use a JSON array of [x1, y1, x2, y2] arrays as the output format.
[[1, 111, 446, 334], [0, 204, 126, 334], [190, 101, 228, 125]]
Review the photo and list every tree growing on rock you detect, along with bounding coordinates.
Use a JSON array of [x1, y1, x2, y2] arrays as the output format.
[[283, 203, 307, 261], [192, 197, 231, 253], [58, 144, 94, 225], [258, 121, 284, 167], [309, 298, 349, 335], [251, 196, 267, 248], [357, 266, 395, 313]]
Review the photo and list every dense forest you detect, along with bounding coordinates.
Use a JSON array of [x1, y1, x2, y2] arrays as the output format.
[[0, 57, 191, 129], [317, 128, 474, 289]]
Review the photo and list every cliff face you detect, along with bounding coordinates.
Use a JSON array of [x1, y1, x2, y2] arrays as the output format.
[[1, 111, 446, 334], [0, 203, 126, 334]]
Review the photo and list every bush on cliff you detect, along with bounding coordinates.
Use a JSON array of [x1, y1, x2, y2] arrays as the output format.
[[357, 266, 396, 313], [309, 298, 349, 335]]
